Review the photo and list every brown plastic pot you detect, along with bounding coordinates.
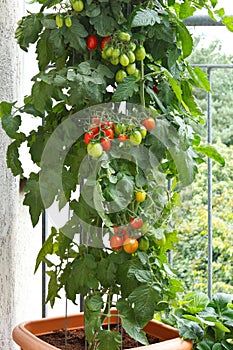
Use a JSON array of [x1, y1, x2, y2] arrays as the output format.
[[12, 310, 193, 350]]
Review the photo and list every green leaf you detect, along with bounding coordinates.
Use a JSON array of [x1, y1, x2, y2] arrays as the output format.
[[116, 299, 148, 345], [31, 81, 53, 114], [178, 320, 204, 341], [163, 69, 182, 102], [85, 294, 103, 312], [35, 227, 57, 272], [63, 18, 88, 51], [176, 20, 193, 58], [194, 145, 225, 166], [214, 321, 230, 333], [128, 265, 153, 284], [2, 114, 21, 138], [6, 141, 23, 176], [65, 254, 98, 300], [222, 16, 233, 32], [222, 340, 233, 350], [188, 65, 211, 92], [112, 76, 138, 102], [23, 173, 45, 226], [96, 330, 122, 350], [131, 9, 161, 27], [36, 34, 53, 70], [213, 343, 224, 350], [46, 270, 61, 308], [178, 1, 196, 19], [128, 285, 160, 326], [222, 309, 233, 327], [211, 293, 233, 312], [90, 8, 117, 36], [197, 339, 214, 350], [184, 292, 210, 314], [0, 101, 14, 118], [16, 13, 43, 51]]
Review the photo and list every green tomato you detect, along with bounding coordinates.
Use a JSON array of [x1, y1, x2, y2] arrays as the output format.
[[141, 222, 149, 234], [114, 123, 123, 135], [101, 50, 108, 59], [110, 57, 120, 66], [129, 42, 136, 52], [129, 130, 142, 146], [138, 236, 150, 251], [154, 235, 166, 246], [133, 68, 141, 80], [127, 51, 136, 63], [126, 63, 136, 75], [115, 70, 127, 83], [118, 31, 131, 42], [55, 14, 64, 28], [120, 54, 130, 67], [105, 46, 114, 58], [65, 15, 72, 28], [112, 48, 121, 59], [87, 143, 103, 158], [135, 46, 146, 61], [139, 125, 147, 139], [72, 0, 84, 12]]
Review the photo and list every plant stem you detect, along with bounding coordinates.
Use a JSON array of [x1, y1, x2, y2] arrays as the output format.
[[140, 59, 146, 108]]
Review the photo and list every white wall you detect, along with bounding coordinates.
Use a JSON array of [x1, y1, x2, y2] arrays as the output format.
[[0, 1, 42, 349]]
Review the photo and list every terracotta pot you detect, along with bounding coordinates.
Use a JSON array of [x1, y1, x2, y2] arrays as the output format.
[[12, 311, 193, 350]]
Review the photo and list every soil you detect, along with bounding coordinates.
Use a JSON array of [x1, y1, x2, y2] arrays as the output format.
[[38, 324, 160, 349]]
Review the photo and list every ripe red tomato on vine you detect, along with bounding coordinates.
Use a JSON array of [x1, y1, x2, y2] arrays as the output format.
[[86, 35, 98, 50]]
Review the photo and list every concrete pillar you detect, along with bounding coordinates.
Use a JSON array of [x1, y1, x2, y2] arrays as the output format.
[[0, 1, 42, 349]]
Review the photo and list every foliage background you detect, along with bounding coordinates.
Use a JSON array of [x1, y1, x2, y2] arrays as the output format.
[[174, 39, 233, 294]]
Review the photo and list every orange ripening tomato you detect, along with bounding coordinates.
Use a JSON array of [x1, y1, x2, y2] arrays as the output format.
[[123, 238, 138, 254], [142, 116, 155, 131]]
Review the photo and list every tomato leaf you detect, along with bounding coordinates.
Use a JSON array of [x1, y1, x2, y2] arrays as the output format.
[[96, 330, 122, 350], [131, 9, 161, 27], [112, 76, 138, 102], [194, 144, 225, 166], [6, 141, 24, 176], [116, 299, 149, 345]]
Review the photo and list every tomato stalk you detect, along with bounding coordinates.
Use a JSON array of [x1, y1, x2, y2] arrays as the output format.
[[140, 57, 146, 108]]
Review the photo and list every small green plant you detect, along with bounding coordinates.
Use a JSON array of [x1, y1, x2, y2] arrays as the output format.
[[161, 292, 233, 350]]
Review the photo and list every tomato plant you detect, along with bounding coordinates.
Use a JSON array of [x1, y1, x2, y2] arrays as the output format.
[[1, 0, 227, 349]]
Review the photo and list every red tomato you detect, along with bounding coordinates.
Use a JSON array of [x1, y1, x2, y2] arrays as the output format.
[[100, 36, 111, 51], [100, 138, 111, 151], [130, 218, 143, 230], [101, 121, 114, 130], [110, 235, 123, 250], [142, 116, 155, 131], [118, 134, 128, 142], [84, 132, 94, 145], [113, 226, 120, 234], [86, 35, 98, 50], [103, 128, 114, 139], [89, 126, 99, 135], [92, 117, 101, 125], [152, 85, 159, 94]]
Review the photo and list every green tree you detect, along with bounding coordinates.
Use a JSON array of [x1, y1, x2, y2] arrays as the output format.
[[174, 140, 233, 294], [189, 38, 233, 145]]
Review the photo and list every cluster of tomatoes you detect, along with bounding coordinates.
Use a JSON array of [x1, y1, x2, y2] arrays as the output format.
[[83, 116, 156, 158], [101, 31, 146, 83], [110, 217, 150, 254], [55, 0, 84, 28]]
